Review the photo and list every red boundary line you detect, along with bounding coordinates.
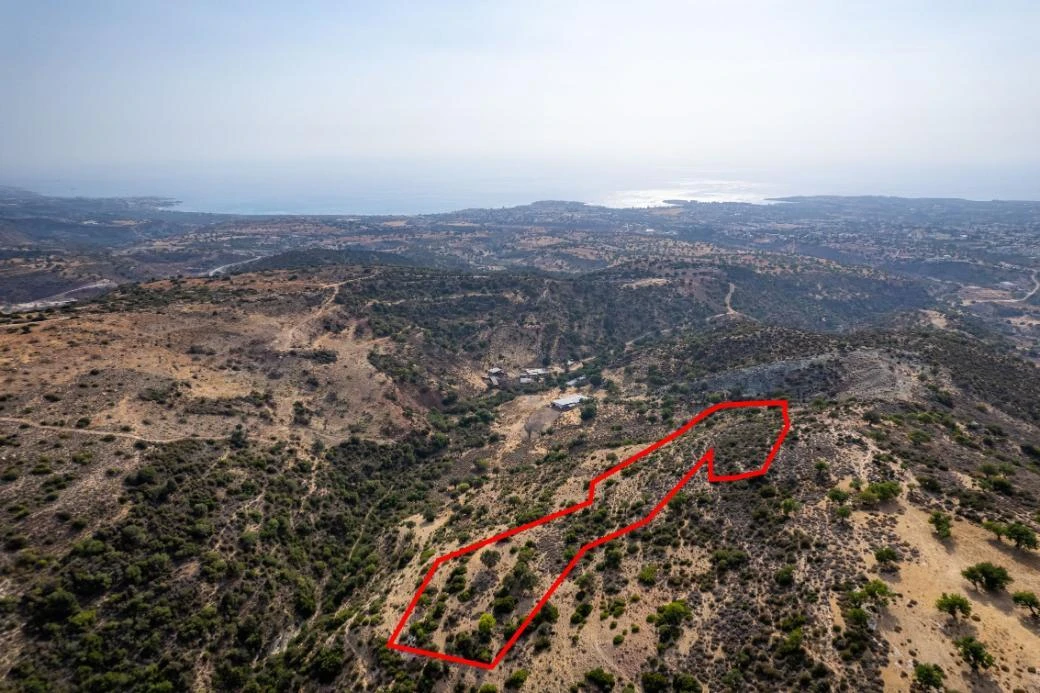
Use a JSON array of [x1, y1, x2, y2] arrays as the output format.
[[386, 399, 790, 669]]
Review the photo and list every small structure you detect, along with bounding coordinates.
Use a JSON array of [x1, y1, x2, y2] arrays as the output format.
[[488, 376, 499, 387], [488, 367, 505, 376], [519, 377, 533, 384], [551, 395, 587, 411], [565, 375, 587, 387], [524, 368, 549, 377]]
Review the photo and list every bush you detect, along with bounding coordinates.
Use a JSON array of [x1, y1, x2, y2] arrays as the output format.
[[584, 667, 615, 690], [640, 671, 670, 692], [505, 669, 529, 688], [826, 487, 850, 505], [637, 564, 658, 586], [672, 673, 702, 692], [654, 600, 692, 645], [928, 511, 952, 539], [873, 546, 899, 566], [866, 480, 901, 502], [859, 579, 891, 607], [912, 663, 944, 690], [571, 602, 593, 625], [710, 548, 748, 572]]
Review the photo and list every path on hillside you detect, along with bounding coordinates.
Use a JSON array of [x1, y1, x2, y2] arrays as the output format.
[[706, 282, 749, 322], [988, 269, 1040, 303], [205, 256, 267, 277], [2, 279, 119, 314], [0, 416, 191, 444]]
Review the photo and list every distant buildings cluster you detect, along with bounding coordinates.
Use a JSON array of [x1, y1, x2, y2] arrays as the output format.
[[485, 364, 589, 411]]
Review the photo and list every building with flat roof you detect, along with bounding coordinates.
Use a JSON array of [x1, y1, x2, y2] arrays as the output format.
[[551, 394, 587, 410]]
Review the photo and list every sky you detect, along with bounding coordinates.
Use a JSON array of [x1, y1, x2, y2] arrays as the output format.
[[2, 0, 1039, 208]]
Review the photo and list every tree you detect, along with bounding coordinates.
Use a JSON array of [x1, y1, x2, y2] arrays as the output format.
[[229, 424, 248, 449], [1005, 522, 1037, 550], [954, 636, 994, 671], [291, 401, 311, 426], [833, 505, 852, 523], [654, 600, 692, 645], [962, 562, 1012, 591], [912, 663, 944, 691], [311, 646, 344, 683], [935, 592, 972, 621], [982, 520, 1008, 542], [928, 511, 952, 539], [1012, 591, 1039, 617], [847, 580, 891, 614], [779, 498, 801, 516], [478, 612, 496, 636]]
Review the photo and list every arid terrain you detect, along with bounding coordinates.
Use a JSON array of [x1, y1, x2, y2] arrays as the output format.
[[0, 192, 1038, 692]]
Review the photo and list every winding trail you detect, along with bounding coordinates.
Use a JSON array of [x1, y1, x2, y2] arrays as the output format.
[[2, 279, 118, 314], [206, 255, 266, 277], [706, 282, 746, 322], [988, 269, 1039, 303]]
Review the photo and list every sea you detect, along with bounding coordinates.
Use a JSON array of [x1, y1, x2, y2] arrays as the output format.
[[6, 161, 1038, 216]]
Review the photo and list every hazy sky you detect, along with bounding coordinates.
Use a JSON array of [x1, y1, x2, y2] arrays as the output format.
[[2, 0, 1039, 201]]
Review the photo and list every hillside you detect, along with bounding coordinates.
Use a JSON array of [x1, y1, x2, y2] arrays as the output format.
[[0, 254, 1037, 692]]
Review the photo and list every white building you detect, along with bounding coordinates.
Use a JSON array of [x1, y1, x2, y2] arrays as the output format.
[[551, 395, 587, 411]]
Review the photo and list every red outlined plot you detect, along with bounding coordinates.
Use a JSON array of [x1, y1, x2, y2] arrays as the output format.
[[387, 399, 790, 670]]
